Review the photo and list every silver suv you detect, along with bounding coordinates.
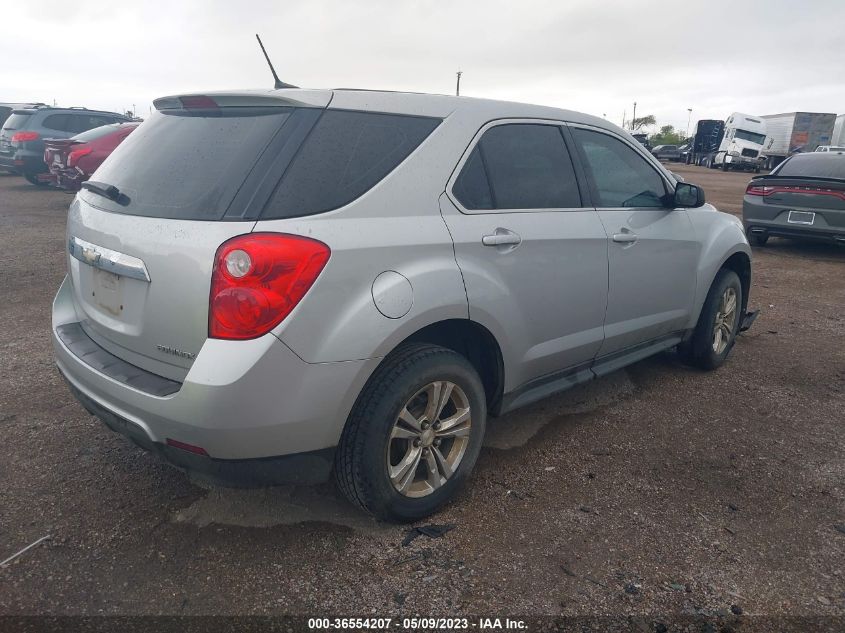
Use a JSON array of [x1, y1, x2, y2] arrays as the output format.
[[52, 89, 754, 521]]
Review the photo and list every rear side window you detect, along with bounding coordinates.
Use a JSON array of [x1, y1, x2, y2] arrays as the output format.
[[262, 110, 440, 219], [2, 112, 30, 130], [42, 114, 74, 132], [453, 123, 581, 210], [774, 155, 845, 179], [572, 128, 667, 207], [80, 107, 293, 220]]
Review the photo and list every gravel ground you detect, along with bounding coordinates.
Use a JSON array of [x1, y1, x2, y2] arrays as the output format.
[[0, 164, 843, 628]]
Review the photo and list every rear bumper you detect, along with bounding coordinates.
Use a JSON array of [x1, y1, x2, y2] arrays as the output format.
[[52, 276, 379, 483], [743, 199, 845, 243], [0, 151, 45, 174]]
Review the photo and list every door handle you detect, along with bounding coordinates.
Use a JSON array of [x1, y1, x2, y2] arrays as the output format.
[[482, 229, 522, 247], [612, 230, 638, 244]]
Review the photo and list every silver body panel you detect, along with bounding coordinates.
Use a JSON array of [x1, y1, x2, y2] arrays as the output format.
[[52, 88, 751, 465]]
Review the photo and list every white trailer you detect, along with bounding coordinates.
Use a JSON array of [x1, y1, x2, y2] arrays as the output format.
[[833, 114, 845, 147], [760, 112, 837, 170]]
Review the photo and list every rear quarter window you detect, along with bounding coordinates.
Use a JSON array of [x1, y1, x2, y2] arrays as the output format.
[[261, 110, 441, 219], [3, 112, 32, 130]]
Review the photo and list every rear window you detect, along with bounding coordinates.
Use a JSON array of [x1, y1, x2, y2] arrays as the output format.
[[2, 112, 32, 130], [72, 123, 124, 143], [773, 154, 845, 179], [262, 110, 440, 218], [79, 107, 293, 220]]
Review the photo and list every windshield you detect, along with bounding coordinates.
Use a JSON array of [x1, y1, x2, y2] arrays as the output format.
[[734, 129, 766, 145], [2, 112, 32, 131], [79, 107, 292, 220]]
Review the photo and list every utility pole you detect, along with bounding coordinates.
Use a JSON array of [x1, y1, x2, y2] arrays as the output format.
[[686, 108, 693, 139], [632, 101, 637, 130], [456, 71, 462, 96]]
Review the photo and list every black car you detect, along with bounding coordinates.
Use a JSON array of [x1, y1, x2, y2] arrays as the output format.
[[743, 152, 845, 246], [0, 106, 129, 185]]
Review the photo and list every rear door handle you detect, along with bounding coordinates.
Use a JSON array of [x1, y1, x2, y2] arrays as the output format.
[[482, 229, 522, 247], [612, 230, 638, 244]]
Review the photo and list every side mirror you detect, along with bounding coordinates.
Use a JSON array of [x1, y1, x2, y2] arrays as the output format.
[[674, 182, 705, 208]]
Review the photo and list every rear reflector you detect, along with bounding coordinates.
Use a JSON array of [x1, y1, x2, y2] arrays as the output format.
[[166, 438, 209, 456], [11, 131, 39, 142], [209, 233, 331, 340]]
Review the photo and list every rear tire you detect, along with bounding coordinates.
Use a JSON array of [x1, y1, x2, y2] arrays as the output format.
[[721, 159, 730, 172], [679, 269, 743, 371], [334, 343, 486, 522]]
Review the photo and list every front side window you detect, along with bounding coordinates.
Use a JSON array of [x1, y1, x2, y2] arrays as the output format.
[[452, 123, 581, 210], [571, 128, 667, 208]]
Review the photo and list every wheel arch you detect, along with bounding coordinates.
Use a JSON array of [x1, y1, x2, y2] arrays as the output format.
[[720, 251, 752, 316], [372, 318, 506, 416]]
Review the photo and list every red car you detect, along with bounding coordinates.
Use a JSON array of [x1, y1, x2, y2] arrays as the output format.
[[44, 122, 139, 190]]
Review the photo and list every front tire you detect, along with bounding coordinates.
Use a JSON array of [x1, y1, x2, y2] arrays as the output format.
[[680, 269, 743, 370], [334, 343, 486, 522]]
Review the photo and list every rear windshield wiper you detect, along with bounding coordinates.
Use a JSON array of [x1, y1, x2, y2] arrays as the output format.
[[81, 180, 125, 203]]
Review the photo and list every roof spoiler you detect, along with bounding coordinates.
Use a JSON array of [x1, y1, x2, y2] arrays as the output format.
[[152, 90, 331, 111]]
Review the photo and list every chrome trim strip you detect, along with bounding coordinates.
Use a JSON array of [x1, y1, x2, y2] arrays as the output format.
[[68, 236, 151, 282]]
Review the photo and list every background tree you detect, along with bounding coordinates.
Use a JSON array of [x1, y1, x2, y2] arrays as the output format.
[[649, 124, 687, 146], [630, 115, 656, 131]]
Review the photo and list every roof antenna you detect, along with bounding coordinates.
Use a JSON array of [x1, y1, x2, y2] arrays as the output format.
[[256, 33, 298, 89]]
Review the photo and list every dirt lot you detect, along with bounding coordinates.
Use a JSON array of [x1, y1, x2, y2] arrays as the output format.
[[0, 164, 843, 628]]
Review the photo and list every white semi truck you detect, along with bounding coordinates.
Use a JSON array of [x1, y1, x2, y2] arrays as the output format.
[[711, 112, 767, 172], [759, 112, 837, 170]]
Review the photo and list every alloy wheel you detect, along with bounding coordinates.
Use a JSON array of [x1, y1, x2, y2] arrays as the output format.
[[386, 381, 472, 498], [712, 287, 738, 354]]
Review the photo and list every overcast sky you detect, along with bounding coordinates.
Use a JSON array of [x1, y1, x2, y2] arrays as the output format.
[[3, 0, 843, 133]]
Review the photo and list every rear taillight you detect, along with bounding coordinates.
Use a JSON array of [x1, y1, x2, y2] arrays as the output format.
[[67, 147, 92, 168], [11, 131, 39, 142], [209, 233, 331, 340], [745, 183, 845, 201], [745, 184, 770, 196]]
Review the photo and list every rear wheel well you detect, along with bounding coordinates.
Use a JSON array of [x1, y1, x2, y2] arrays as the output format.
[[720, 252, 751, 314], [403, 320, 504, 415]]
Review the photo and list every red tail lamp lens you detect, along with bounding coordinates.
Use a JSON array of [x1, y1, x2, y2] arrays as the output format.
[[68, 147, 92, 168], [11, 131, 39, 142], [209, 233, 331, 340]]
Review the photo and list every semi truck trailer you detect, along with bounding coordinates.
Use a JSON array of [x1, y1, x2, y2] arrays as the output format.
[[760, 112, 837, 170]]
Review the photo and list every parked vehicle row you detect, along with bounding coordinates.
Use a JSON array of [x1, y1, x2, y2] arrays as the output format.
[[0, 105, 131, 186], [44, 122, 139, 191]]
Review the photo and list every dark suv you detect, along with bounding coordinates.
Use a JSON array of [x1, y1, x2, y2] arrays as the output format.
[[0, 106, 129, 185]]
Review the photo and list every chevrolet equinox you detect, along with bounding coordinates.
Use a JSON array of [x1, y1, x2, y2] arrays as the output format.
[[52, 89, 754, 521]]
